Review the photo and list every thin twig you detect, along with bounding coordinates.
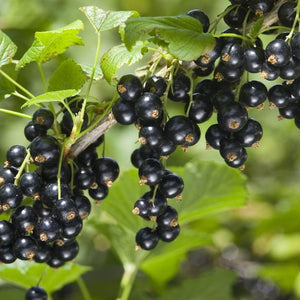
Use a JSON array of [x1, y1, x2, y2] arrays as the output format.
[[68, 112, 117, 159]]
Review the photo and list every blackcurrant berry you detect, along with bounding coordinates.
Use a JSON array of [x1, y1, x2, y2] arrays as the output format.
[[223, 6, 248, 28], [0, 246, 16, 263], [32, 108, 54, 130], [0, 183, 23, 211], [93, 157, 119, 187], [19, 171, 43, 198], [74, 194, 91, 220], [135, 227, 159, 250], [6, 145, 27, 168], [144, 75, 167, 97], [234, 118, 263, 147], [47, 255, 65, 268], [185, 93, 213, 123], [54, 240, 79, 262], [41, 182, 71, 208], [112, 98, 137, 125], [138, 158, 164, 186], [217, 102, 248, 132], [219, 138, 244, 162], [60, 110, 88, 136], [205, 124, 229, 150], [34, 241, 52, 263], [138, 125, 164, 148], [32, 201, 51, 218], [195, 38, 222, 67], [25, 286, 48, 300], [278, 2, 297, 27], [74, 167, 95, 190], [0, 220, 15, 246], [117, 74, 143, 102], [29, 135, 60, 167], [53, 198, 79, 224], [34, 216, 61, 242], [157, 138, 177, 157], [135, 92, 163, 122], [24, 121, 47, 142], [12, 205, 38, 234], [0, 167, 15, 187], [156, 206, 178, 227], [244, 46, 265, 73], [279, 102, 300, 119], [187, 9, 210, 32], [164, 116, 198, 146], [13, 236, 37, 260], [292, 33, 300, 60], [60, 216, 82, 239], [132, 196, 151, 219], [260, 62, 280, 81], [225, 147, 247, 169], [211, 87, 235, 110], [158, 173, 184, 198], [168, 73, 191, 102], [268, 84, 290, 108], [157, 224, 180, 242], [265, 39, 291, 67], [239, 80, 267, 108], [221, 42, 244, 68], [88, 183, 109, 201], [249, 0, 273, 15], [76, 147, 98, 168]]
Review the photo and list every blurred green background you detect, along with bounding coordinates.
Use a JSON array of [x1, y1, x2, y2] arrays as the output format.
[[1, 0, 300, 299]]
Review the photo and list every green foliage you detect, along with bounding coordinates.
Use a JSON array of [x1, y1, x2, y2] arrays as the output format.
[[158, 268, 237, 300], [0, 30, 17, 67], [16, 20, 84, 69], [23, 89, 78, 107], [0, 261, 90, 294], [80, 6, 139, 33], [0, 64, 17, 98], [80, 64, 103, 80], [48, 59, 88, 91], [89, 160, 247, 288], [141, 230, 211, 287], [259, 263, 299, 292], [100, 42, 148, 84], [248, 17, 264, 40], [177, 161, 247, 223], [123, 15, 215, 61]]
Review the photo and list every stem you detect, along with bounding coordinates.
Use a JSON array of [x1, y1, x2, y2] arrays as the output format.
[[117, 264, 138, 300], [37, 266, 49, 286], [37, 62, 47, 92], [184, 70, 195, 117], [213, 33, 249, 43], [286, 0, 300, 41], [77, 276, 92, 300], [0, 108, 32, 119], [79, 32, 101, 133], [0, 69, 35, 98], [14, 151, 31, 185], [209, 4, 239, 33], [12, 91, 30, 102], [57, 142, 66, 200]]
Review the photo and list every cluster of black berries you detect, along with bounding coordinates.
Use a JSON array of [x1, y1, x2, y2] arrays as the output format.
[[113, 74, 190, 250], [0, 105, 119, 298], [183, 4, 300, 168]]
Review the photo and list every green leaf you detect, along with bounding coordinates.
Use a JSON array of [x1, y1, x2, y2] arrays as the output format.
[[100, 42, 147, 84], [80, 6, 139, 33], [177, 161, 248, 223], [48, 59, 88, 91], [0, 64, 17, 98], [80, 64, 103, 80], [0, 31, 17, 67], [90, 161, 245, 287], [124, 15, 215, 61], [22, 89, 78, 108], [248, 17, 264, 40], [17, 20, 84, 69], [259, 263, 299, 292], [0, 261, 90, 293], [141, 230, 211, 287], [158, 268, 237, 300]]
